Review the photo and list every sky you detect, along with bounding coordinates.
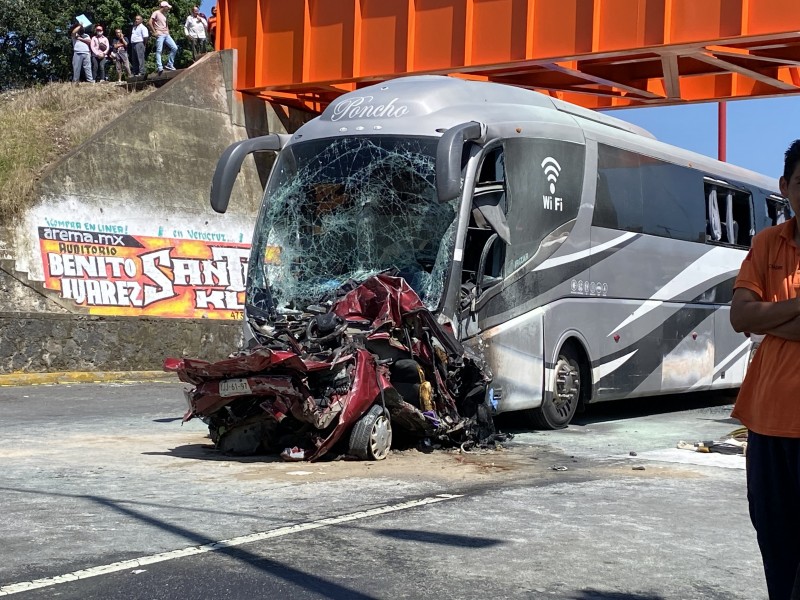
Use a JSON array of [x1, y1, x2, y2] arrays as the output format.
[[196, 0, 795, 181], [199, 1, 215, 18], [609, 96, 800, 181]]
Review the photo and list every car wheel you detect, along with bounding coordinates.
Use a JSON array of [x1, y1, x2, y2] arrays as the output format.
[[348, 404, 392, 460], [529, 344, 584, 429]]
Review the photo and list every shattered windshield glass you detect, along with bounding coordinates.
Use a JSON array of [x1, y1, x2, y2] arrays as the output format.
[[247, 136, 457, 313]]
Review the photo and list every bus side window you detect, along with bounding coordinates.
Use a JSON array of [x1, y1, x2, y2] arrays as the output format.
[[704, 181, 753, 247], [593, 144, 643, 233], [593, 173, 617, 228], [727, 189, 753, 247], [462, 148, 507, 290], [767, 195, 791, 227]]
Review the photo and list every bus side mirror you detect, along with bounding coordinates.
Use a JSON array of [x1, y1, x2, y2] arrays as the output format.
[[210, 134, 289, 213], [436, 122, 482, 203]]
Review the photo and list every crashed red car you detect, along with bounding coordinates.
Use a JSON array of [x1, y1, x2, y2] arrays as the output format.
[[166, 274, 499, 462]]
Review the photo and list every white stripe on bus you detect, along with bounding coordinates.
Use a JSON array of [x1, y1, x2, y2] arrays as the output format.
[[608, 246, 743, 336], [533, 232, 638, 272], [592, 350, 638, 383]]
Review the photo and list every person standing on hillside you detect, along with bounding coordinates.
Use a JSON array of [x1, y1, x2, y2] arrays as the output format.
[[111, 29, 132, 82], [207, 5, 217, 50], [149, 1, 178, 75], [730, 138, 800, 600], [130, 15, 150, 77], [90, 25, 111, 82], [183, 6, 208, 61], [70, 24, 94, 83]]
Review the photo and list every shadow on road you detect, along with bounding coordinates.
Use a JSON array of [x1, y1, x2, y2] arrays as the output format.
[[141, 444, 284, 463], [374, 527, 504, 548]]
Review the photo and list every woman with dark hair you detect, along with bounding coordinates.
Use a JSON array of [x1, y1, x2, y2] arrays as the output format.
[[111, 28, 132, 82]]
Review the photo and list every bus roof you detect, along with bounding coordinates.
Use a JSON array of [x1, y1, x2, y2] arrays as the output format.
[[292, 75, 777, 191]]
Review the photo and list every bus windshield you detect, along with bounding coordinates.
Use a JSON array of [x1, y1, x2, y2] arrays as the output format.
[[247, 135, 458, 313]]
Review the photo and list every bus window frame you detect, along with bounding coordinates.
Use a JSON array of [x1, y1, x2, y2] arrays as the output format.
[[703, 177, 754, 248]]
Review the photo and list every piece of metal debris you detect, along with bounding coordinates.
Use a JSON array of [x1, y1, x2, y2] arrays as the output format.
[[551, 465, 568, 471]]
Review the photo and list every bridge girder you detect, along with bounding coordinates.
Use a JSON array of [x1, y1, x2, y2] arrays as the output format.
[[217, 0, 800, 112]]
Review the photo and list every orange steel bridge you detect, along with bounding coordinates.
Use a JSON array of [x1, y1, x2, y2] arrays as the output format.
[[215, 0, 800, 114]]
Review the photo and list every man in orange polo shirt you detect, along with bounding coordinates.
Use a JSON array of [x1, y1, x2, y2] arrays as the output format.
[[731, 138, 800, 600]]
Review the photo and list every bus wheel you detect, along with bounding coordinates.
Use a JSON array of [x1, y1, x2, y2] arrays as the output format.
[[529, 345, 583, 429], [348, 404, 392, 460]]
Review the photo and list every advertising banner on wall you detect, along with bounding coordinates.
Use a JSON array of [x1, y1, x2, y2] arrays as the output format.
[[38, 226, 250, 320]]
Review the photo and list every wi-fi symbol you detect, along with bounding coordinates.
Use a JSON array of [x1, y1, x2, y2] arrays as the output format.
[[541, 157, 562, 194]]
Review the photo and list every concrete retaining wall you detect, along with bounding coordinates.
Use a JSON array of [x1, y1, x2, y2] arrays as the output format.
[[0, 312, 241, 372], [0, 51, 313, 375]]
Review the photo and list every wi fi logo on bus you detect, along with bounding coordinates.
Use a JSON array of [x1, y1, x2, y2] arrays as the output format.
[[541, 157, 562, 194]]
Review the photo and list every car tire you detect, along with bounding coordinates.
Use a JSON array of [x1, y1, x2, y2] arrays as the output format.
[[348, 404, 392, 460]]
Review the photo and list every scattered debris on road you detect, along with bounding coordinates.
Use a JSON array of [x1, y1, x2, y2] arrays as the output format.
[[676, 426, 748, 456], [165, 274, 509, 462]]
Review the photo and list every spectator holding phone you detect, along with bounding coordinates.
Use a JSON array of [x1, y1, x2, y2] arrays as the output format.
[[184, 6, 208, 61], [111, 29, 132, 82]]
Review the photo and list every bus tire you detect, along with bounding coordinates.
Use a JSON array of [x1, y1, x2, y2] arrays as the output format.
[[529, 344, 584, 429], [348, 404, 392, 460]]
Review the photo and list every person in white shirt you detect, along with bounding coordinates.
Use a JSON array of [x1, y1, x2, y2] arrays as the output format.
[[130, 15, 149, 77], [183, 6, 208, 60]]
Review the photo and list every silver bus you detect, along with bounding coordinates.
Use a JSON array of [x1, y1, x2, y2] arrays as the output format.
[[211, 75, 787, 429]]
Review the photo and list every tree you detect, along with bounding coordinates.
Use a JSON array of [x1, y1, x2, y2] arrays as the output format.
[[0, 0, 200, 89]]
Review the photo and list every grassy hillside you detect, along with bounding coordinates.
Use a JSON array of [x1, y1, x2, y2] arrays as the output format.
[[0, 83, 153, 226]]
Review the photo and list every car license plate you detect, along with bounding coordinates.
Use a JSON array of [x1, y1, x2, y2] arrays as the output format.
[[219, 378, 252, 397]]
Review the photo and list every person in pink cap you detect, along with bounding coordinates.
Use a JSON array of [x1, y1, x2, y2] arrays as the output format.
[[149, 1, 178, 75]]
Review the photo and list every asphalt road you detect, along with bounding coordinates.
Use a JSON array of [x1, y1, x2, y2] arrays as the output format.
[[0, 382, 765, 599]]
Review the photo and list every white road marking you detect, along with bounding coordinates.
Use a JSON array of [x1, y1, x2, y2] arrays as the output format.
[[0, 493, 463, 596]]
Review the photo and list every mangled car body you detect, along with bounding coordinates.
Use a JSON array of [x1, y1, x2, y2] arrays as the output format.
[[167, 274, 494, 461]]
